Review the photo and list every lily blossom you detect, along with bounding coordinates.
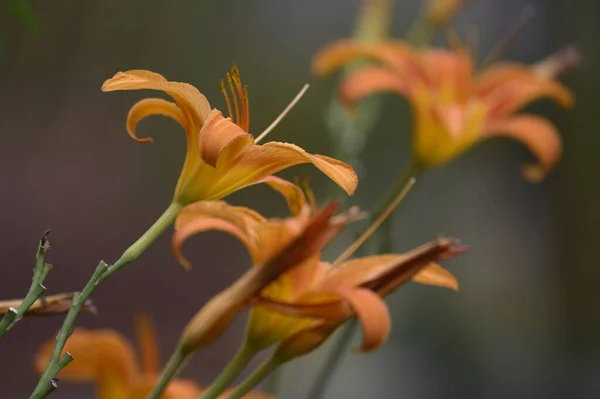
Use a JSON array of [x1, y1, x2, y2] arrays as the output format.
[[174, 186, 359, 353], [312, 40, 576, 181], [245, 180, 464, 353], [34, 315, 271, 399], [101, 66, 357, 205], [172, 177, 463, 354]]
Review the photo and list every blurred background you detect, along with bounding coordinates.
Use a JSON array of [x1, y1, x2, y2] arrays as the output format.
[[0, 0, 599, 398]]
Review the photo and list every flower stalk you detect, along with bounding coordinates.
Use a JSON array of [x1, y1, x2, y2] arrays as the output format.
[[200, 340, 260, 399]]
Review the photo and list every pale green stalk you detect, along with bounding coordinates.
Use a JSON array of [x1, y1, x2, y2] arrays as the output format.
[[224, 357, 282, 399], [199, 340, 259, 399]]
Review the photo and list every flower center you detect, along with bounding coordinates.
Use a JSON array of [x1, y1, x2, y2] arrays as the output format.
[[220, 65, 250, 132]]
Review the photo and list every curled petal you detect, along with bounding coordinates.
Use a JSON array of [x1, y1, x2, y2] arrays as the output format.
[[413, 263, 459, 290], [199, 110, 254, 167], [335, 287, 390, 352], [475, 63, 538, 96], [173, 201, 264, 269], [483, 115, 562, 182], [339, 66, 409, 107], [126, 98, 187, 143], [485, 78, 574, 119], [102, 70, 211, 127], [257, 176, 307, 216], [134, 314, 159, 375], [34, 328, 140, 391], [312, 40, 419, 76]]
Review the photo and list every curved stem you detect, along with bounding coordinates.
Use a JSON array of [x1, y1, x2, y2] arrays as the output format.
[[224, 356, 281, 399], [306, 161, 424, 399], [147, 349, 188, 399], [200, 340, 258, 399], [306, 319, 358, 399], [30, 203, 182, 399]]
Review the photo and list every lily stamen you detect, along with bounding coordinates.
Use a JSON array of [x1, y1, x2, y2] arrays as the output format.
[[226, 72, 241, 125], [254, 83, 310, 143], [220, 79, 234, 122]]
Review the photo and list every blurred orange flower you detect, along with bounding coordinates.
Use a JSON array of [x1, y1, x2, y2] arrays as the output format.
[[313, 41, 575, 181], [102, 67, 357, 205], [34, 315, 270, 399]]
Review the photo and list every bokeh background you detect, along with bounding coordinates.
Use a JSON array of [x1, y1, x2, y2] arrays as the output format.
[[1, 0, 599, 398]]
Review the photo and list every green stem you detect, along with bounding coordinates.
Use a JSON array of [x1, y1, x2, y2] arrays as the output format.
[[306, 161, 424, 399], [30, 203, 182, 399], [101, 202, 183, 281], [147, 349, 188, 399], [0, 232, 52, 338], [199, 340, 258, 399], [306, 319, 358, 399], [224, 356, 281, 399], [377, 160, 425, 254]]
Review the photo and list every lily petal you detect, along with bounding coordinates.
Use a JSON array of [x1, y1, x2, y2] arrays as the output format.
[[101, 70, 211, 127], [339, 66, 409, 108], [34, 328, 140, 398], [257, 176, 307, 216], [312, 40, 419, 76], [126, 98, 187, 144], [335, 287, 391, 352], [475, 63, 539, 96], [421, 49, 473, 102], [483, 114, 562, 181], [484, 77, 574, 119], [198, 110, 254, 167], [320, 254, 405, 290], [134, 314, 160, 375], [413, 263, 459, 290], [212, 141, 358, 199], [172, 201, 265, 269]]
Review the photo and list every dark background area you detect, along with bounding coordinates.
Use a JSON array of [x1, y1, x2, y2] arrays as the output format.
[[1, 0, 599, 398]]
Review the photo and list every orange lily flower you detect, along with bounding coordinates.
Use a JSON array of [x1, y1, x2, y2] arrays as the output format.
[[101, 66, 357, 205], [34, 315, 271, 399], [174, 190, 358, 353], [173, 177, 463, 354], [313, 40, 575, 181]]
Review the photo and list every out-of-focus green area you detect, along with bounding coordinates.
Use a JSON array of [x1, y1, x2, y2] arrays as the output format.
[[0, 0, 599, 398]]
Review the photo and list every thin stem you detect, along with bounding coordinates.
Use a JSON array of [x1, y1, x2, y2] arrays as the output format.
[[306, 319, 358, 399], [199, 340, 258, 399], [102, 202, 183, 281], [0, 232, 52, 338], [306, 161, 424, 399], [147, 349, 187, 399], [30, 203, 182, 398], [30, 262, 108, 399], [224, 357, 281, 399]]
